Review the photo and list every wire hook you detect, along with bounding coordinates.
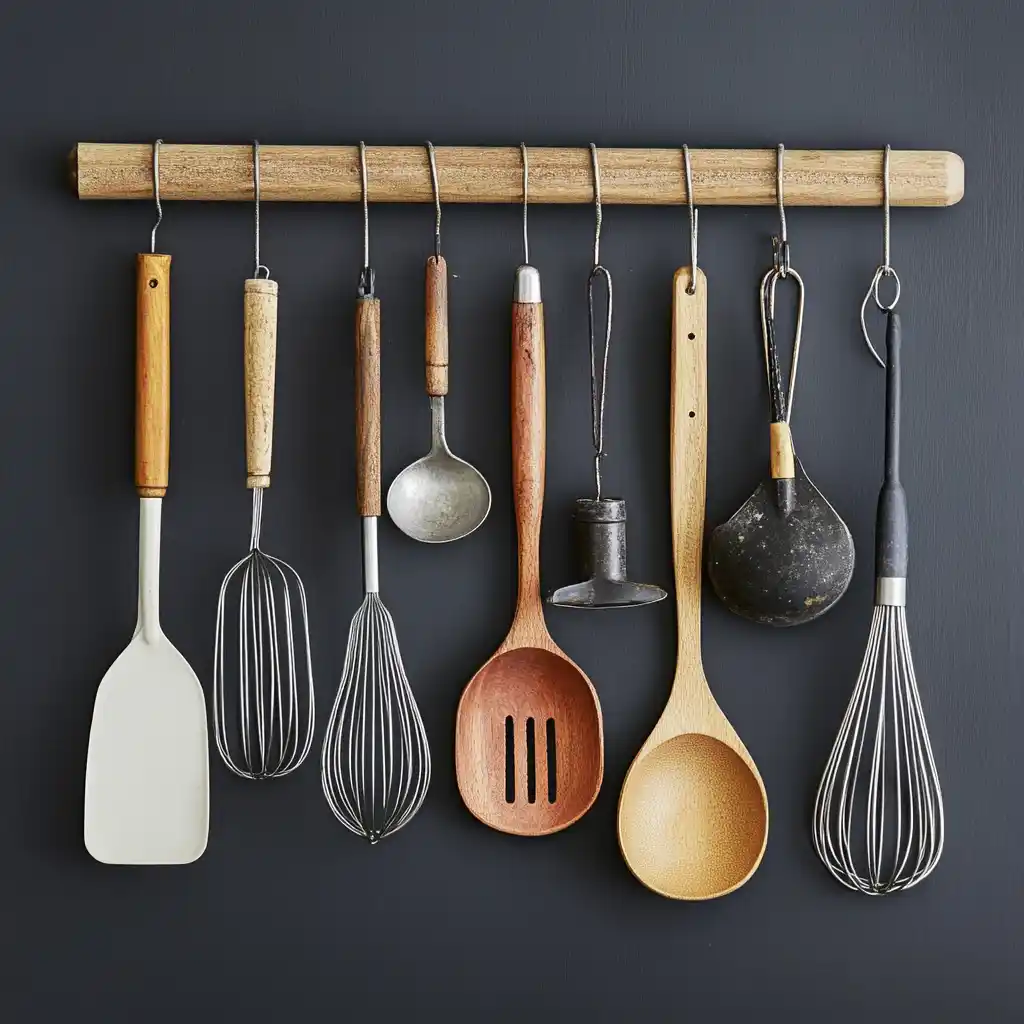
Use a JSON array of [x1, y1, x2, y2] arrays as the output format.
[[521, 142, 530, 266], [587, 143, 612, 500], [683, 144, 699, 293], [358, 141, 374, 297], [150, 139, 163, 253], [252, 141, 270, 279], [590, 143, 603, 266], [773, 143, 790, 277], [426, 141, 442, 261], [860, 144, 901, 367]]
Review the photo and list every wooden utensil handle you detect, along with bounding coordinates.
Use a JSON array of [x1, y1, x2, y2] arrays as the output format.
[[425, 255, 448, 396], [355, 296, 382, 516], [670, 267, 708, 639], [136, 253, 171, 497], [511, 300, 545, 603], [244, 278, 278, 488]]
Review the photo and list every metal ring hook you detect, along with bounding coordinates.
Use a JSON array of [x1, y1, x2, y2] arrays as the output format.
[[590, 143, 603, 266], [426, 142, 442, 261], [521, 142, 530, 266], [860, 144, 900, 367], [252, 141, 270, 279], [150, 139, 163, 253], [358, 141, 374, 298], [683, 144, 699, 293], [773, 143, 790, 277], [761, 265, 805, 423]]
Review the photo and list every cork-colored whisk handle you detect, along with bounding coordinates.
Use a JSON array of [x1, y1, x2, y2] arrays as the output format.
[[356, 296, 382, 516], [425, 255, 449, 396], [136, 253, 171, 497], [244, 278, 279, 488]]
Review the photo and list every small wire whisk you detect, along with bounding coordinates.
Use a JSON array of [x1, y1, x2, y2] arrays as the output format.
[[812, 164, 943, 892], [321, 143, 431, 843], [212, 141, 315, 780]]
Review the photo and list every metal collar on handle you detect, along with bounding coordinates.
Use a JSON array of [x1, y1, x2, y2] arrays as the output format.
[[683, 144, 699, 293], [426, 141, 442, 260], [861, 144, 901, 367], [253, 140, 270, 279], [150, 139, 163, 253]]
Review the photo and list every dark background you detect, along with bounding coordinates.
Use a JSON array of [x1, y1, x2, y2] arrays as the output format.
[[2, 1, 1017, 1020]]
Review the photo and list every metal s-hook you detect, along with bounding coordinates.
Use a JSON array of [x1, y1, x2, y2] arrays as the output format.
[[683, 144, 699, 293], [358, 141, 374, 297], [252, 141, 270, 279], [426, 141, 442, 261], [521, 142, 530, 266], [773, 143, 790, 277], [860, 144, 901, 367], [150, 139, 163, 253], [587, 143, 612, 500]]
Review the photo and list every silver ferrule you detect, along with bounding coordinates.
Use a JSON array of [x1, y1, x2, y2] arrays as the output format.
[[362, 517, 379, 593], [875, 576, 907, 607], [514, 265, 541, 303]]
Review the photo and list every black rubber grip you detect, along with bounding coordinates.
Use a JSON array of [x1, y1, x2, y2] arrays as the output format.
[[875, 312, 908, 579]]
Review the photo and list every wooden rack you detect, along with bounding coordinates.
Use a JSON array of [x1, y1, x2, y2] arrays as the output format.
[[71, 144, 964, 207]]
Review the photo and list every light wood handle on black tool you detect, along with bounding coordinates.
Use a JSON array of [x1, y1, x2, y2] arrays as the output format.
[[244, 278, 278, 488], [356, 296, 382, 516], [769, 422, 795, 479], [425, 255, 449, 396], [136, 253, 171, 497]]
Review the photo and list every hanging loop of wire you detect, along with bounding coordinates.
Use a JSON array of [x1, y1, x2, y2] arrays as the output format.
[[426, 141, 442, 261], [358, 141, 374, 297], [252, 141, 270, 279], [150, 139, 163, 253], [588, 143, 612, 500], [521, 142, 530, 265], [683, 144, 699, 293], [773, 143, 790, 278], [860, 144, 901, 367]]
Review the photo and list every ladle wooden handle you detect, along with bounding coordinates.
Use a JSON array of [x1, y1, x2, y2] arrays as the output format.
[[355, 295, 382, 516], [135, 253, 171, 498], [425, 255, 448, 396], [243, 278, 278, 488], [670, 267, 708, 648], [511, 298, 545, 609]]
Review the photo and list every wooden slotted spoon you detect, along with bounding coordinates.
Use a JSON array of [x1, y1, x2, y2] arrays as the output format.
[[455, 266, 603, 835], [617, 268, 768, 899]]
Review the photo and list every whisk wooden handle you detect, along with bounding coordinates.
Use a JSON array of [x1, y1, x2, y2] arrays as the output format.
[[244, 278, 278, 488], [356, 296, 382, 516], [425, 255, 448, 396], [135, 253, 171, 497]]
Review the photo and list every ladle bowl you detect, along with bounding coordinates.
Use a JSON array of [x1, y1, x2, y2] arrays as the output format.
[[617, 268, 768, 899]]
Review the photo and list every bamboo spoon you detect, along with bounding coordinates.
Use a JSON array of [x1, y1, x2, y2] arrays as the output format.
[[617, 268, 768, 899], [455, 265, 603, 835]]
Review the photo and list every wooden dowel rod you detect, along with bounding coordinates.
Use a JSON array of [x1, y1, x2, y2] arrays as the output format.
[[71, 144, 964, 207]]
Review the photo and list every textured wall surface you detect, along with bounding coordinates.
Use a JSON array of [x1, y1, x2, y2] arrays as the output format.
[[2, 1, 1018, 1020]]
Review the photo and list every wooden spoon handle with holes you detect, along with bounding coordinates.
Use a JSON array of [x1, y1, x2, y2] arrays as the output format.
[[136, 254, 171, 498]]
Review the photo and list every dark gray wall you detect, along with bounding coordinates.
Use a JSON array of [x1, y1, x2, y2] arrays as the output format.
[[2, 1, 1017, 1020]]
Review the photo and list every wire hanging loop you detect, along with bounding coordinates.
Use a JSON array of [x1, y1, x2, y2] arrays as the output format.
[[252, 141, 270, 279], [683, 144, 699, 293], [150, 139, 163, 253], [861, 144, 901, 367], [358, 141, 374, 298], [588, 143, 612, 500], [773, 143, 791, 278], [426, 141, 442, 261], [760, 264, 806, 424], [521, 142, 530, 265]]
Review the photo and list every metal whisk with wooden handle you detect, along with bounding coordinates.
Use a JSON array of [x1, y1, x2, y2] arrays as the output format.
[[212, 276, 315, 780], [320, 265, 431, 843], [812, 312, 944, 894]]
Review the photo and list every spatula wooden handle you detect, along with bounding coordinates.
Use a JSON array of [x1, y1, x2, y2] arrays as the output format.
[[244, 278, 278, 488], [355, 296, 382, 516], [511, 297, 545, 603], [425, 255, 448, 396], [136, 253, 171, 497], [670, 267, 708, 641]]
